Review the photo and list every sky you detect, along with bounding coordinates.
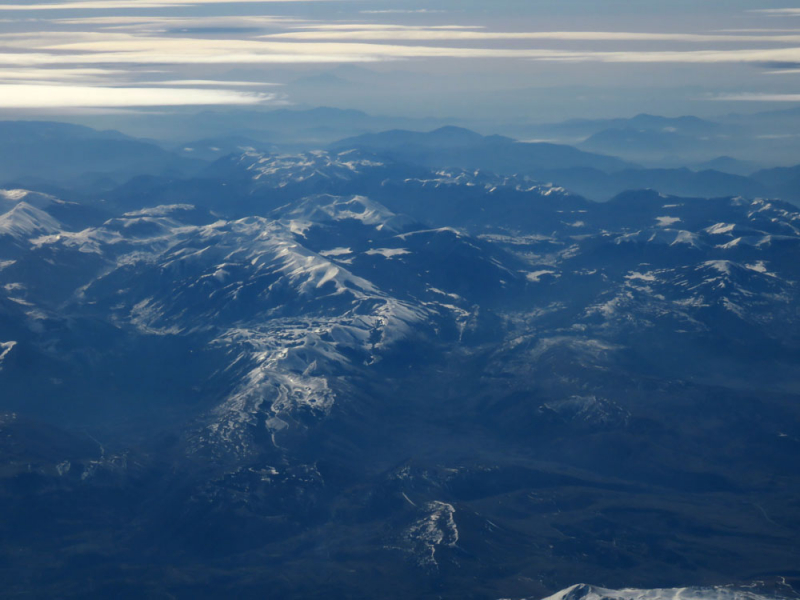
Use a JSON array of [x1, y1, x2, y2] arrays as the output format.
[[1, 0, 800, 127]]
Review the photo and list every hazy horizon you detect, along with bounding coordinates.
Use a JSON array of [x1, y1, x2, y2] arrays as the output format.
[[1, 0, 800, 133]]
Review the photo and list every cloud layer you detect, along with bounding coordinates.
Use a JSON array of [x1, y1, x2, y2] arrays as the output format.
[[1, 1, 798, 111], [0, 0, 321, 10], [0, 84, 274, 107]]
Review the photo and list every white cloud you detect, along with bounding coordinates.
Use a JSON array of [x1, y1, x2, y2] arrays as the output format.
[[709, 93, 800, 102], [0, 67, 120, 81], [0, 0, 323, 9], [34, 16, 789, 75], [266, 28, 800, 43], [360, 10, 446, 15], [135, 79, 280, 86], [751, 9, 800, 17], [717, 29, 800, 33], [7, 25, 800, 70], [0, 84, 275, 107], [291, 24, 482, 31], [50, 15, 305, 30], [7, 35, 800, 66], [578, 47, 800, 64], [2, 6, 799, 112]]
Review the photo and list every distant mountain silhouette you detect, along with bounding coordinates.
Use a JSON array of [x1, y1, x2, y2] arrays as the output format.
[[751, 164, 800, 203], [0, 121, 203, 188], [692, 156, 760, 176], [332, 126, 634, 173], [329, 127, 783, 202]]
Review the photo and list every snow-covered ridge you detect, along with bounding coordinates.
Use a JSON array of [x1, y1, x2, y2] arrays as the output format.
[[60, 211, 438, 458], [278, 194, 416, 233], [18, 195, 474, 461], [0, 341, 16, 368], [5, 181, 800, 478], [538, 584, 785, 600], [0, 189, 59, 210], [122, 204, 196, 218], [0, 202, 62, 240], [404, 168, 570, 197], [231, 150, 385, 188], [196, 293, 430, 458], [403, 501, 459, 568], [584, 258, 791, 333], [607, 198, 800, 253]]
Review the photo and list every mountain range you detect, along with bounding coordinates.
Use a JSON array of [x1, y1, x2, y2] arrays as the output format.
[[5, 119, 800, 207], [1, 147, 799, 598]]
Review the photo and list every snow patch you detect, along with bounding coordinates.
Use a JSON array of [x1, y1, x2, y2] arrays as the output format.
[[0, 341, 16, 368], [703, 260, 733, 276], [123, 204, 195, 218], [706, 223, 736, 235], [526, 270, 559, 283], [365, 248, 411, 259], [404, 501, 459, 568], [319, 247, 352, 257], [542, 584, 778, 600], [745, 261, 776, 277], [625, 271, 657, 282], [670, 230, 701, 247], [0, 190, 31, 202], [427, 287, 462, 301], [656, 216, 682, 227]]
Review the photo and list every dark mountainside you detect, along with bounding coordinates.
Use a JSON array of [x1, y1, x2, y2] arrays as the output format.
[[1, 137, 799, 598]]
